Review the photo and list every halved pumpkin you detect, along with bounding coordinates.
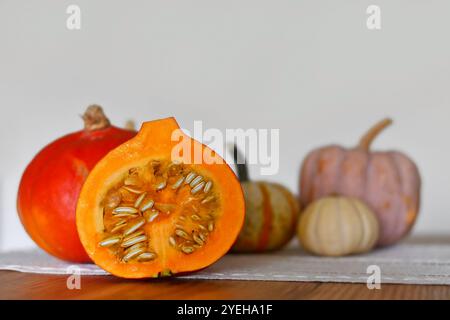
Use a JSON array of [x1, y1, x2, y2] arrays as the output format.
[[76, 118, 245, 278]]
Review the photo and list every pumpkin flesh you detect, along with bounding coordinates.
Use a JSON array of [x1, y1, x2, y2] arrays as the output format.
[[76, 118, 245, 278]]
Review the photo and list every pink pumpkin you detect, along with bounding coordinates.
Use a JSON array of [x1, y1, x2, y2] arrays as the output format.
[[299, 118, 421, 246]]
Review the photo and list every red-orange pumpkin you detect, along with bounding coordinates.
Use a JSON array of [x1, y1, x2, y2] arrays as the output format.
[[300, 118, 421, 246], [17, 105, 136, 262]]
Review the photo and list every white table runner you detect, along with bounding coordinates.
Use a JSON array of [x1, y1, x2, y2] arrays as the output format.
[[2, 235, 450, 285]]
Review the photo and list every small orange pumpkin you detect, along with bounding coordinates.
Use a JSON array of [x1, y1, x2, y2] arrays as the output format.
[[17, 105, 136, 262], [231, 145, 300, 252], [76, 117, 245, 278], [300, 118, 421, 246]]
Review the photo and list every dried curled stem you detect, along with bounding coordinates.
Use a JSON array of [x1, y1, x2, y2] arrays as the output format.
[[358, 118, 393, 151], [82, 104, 111, 131]]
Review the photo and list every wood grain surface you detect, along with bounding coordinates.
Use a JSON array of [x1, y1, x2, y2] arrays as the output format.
[[1, 271, 449, 300]]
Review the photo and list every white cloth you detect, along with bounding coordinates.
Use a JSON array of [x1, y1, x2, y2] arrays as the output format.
[[1, 235, 450, 285]]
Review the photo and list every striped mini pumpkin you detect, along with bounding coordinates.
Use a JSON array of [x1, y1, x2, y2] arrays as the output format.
[[232, 182, 299, 252], [230, 145, 300, 253]]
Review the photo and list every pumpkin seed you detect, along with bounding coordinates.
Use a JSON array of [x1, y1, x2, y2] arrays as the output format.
[[208, 221, 214, 232], [112, 212, 139, 218], [125, 242, 146, 253], [184, 172, 196, 184], [169, 236, 177, 247], [140, 199, 154, 211], [146, 210, 159, 222], [155, 181, 167, 191], [181, 246, 194, 254], [121, 234, 147, 248], [171, 176, 185, 189], [114, 219, 127, 226], [122, 230, 144, 243], [198, 232, 207, 241], [134, 192, 147, 208], [189, 175, 203, 188], [122, 186, 144, 194], [175, 229, 190, 240], [99, 235, 121, 247], [193, 234, 204, 246], [111, 224, 127, 233], [203, 181, 212, 193], [122, 247, 146, 262], [123, 218, 145, 236], [191, 214, 201, 221], [191, 181, 205, 194], [137, 252, 157, 262], [113, 207, 139, 214]]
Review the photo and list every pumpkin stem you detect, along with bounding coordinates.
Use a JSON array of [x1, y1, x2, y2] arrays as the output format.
[[82, 104, 111, 131], [125, 120, 136, 131], [230, 144, 250, 182], [358, 118, 392, 151]]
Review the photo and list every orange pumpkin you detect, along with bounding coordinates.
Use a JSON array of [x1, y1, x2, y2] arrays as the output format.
[[76, 117, 245, 278], [17, 105, 136, 262], [231, 146, 300, 252], [300, 118, 421, 246]]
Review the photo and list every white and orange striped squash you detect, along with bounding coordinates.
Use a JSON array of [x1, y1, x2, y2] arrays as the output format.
[[230, 146, 300, 253], [232, 182, 299, 252]]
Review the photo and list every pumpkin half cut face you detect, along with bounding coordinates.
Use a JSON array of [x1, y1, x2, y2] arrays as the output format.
[[76, 118, 245, 278]]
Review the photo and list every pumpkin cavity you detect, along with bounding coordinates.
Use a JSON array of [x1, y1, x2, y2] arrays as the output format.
[[99, 159, 220, 264]]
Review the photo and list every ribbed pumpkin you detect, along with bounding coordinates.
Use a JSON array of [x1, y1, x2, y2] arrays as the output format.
[[300, 118, 421, 246], [298, 196, 379, 256], [231, 146, 300, 252], [17, 105, 136, 262]]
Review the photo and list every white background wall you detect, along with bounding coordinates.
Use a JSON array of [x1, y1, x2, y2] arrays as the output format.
[[1, 0, 449, 251]]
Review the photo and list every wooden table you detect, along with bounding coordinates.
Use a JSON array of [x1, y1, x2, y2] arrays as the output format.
[[1, 271, 449, 299]]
